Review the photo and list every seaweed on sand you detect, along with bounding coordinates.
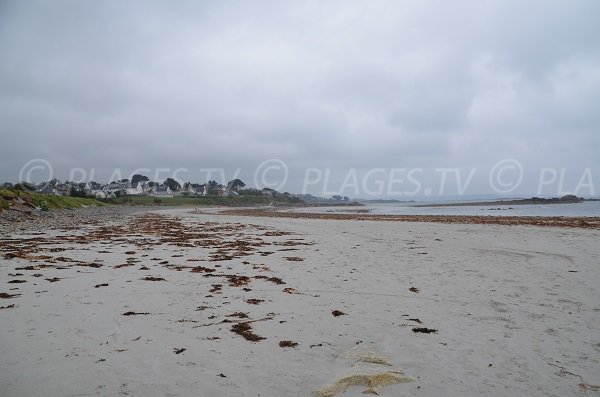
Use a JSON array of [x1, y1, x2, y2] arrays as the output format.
[[231, 322, 265, 342]]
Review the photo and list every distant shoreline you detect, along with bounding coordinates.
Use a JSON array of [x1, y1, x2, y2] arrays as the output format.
[[413, 196, 594, 208]]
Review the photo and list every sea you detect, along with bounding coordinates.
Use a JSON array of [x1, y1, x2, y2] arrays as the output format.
[[288, 200, 600, 217]]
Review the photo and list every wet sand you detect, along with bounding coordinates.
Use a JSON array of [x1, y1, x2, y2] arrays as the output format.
[[1, 207, 599, 396], [219, 208, 600, 229]]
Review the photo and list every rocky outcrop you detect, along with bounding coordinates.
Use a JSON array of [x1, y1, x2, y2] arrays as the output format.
[[559, 194, 583, 202]]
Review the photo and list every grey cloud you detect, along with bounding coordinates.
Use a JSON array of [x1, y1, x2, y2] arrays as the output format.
[[1, 0, 599, 196]]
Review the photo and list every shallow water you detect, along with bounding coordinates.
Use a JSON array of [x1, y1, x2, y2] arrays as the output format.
[[289, 200, 600, 217]]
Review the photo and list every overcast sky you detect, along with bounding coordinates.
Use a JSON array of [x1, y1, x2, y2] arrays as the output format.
[[1, 1, 599, 197]]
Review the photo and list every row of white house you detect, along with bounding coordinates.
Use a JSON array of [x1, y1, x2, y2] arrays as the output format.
[[35, 179, 241, 199]]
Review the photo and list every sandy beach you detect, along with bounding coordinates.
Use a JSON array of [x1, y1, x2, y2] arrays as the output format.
[[1, 207, 599, 396]]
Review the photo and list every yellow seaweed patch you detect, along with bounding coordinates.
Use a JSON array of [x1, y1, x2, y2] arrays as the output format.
[[314, 371, 412, 396], [316, 348, 412, 396]]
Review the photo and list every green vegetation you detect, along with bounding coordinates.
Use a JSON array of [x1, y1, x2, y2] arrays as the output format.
[[0, 188, 19, 199], [37, 199, 49, 211], [0, 188, 104, 210], [0, 196, 9, 211], [163, 178, 181, 191], [33, 193, 103, 209], [108, 193, 301, 207]]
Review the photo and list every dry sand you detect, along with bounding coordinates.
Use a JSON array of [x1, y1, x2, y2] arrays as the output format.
[[1, 207, 599, 396]]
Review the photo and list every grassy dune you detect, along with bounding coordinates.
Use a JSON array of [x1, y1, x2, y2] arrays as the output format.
[[0, 188, 104, 210]]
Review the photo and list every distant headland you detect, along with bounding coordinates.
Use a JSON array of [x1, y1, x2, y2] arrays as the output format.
[[413, 195, 596, 208]]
